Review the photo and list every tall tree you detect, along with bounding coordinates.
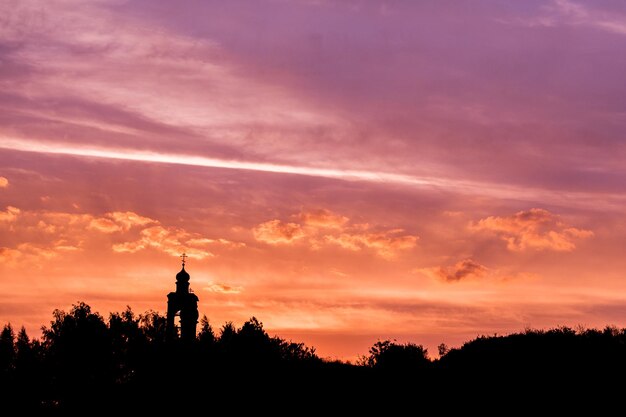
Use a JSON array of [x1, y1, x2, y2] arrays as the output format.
[[0, 324, 15, 375]]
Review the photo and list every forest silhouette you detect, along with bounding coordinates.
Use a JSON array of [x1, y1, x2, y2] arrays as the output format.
[[1, 301, 625, 411]]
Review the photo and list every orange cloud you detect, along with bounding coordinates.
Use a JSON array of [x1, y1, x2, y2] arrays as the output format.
[[40, 212, 92, 226], [253, 219, 306, 244], [0, 207, 241, 265], [324, 229, 418, 259], [204, 282, 244, 294], [87, 211, 155, 233], [107, 211, 156, 230], [0, 238, 81, 268], [298, 208, 349, 229], [88, 217, 122, 233], [112, 225, 214, 259], [0, 247, 21, 266], [36, 220, 57, 234], [470, 208, 593, 252], [0, 206, 20, 222], [254, 210, 418, 259], [186, 237, 245, 249], [0, 209, 89, 265], [0, 177, 8, 188], [422, 258, 489, 283], [16, 243, 58, 261]]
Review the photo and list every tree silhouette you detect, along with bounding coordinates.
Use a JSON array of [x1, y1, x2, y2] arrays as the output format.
[[41, 302, 112, 408], [217, 320, 236, 356], [0, 323, 15, 376], [138, 310, 167, 345], [109, 306, 147, 385], [4, 301, 626, 410], [197, 314, 216, 348], [15, 326, 35, 369]]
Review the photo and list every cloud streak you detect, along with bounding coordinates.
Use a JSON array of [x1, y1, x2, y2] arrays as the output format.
[[4, 137, 626, 212], [0, 137, 456, 187]]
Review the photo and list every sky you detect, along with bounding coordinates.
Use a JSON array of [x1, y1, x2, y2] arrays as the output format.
[[1, 0, 626, 361]]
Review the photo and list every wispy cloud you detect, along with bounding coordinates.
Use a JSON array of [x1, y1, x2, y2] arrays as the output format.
[[553, 0, 626, 35], [502, 0, 626, 36]]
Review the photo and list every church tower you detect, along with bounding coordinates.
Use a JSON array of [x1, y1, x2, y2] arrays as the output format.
[[166, 253, 199, 342]]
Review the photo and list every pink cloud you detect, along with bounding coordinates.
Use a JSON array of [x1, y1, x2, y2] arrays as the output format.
[[0, 177, 8, 188], [549, 0, 626, 36]]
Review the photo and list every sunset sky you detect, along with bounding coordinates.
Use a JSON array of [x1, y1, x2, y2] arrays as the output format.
[[2, 0, 626, 361]]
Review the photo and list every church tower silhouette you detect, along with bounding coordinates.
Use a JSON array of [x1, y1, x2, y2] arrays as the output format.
[[166, 253, 199, 341]]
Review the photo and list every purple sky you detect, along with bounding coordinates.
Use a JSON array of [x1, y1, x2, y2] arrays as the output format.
[[1, 0, 626, 360]]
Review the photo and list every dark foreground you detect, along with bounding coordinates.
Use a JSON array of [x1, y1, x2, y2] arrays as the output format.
[[1, 302, 625, 412]]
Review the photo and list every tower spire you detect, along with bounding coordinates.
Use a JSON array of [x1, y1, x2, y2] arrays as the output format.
[[167, 254, 199, 342]]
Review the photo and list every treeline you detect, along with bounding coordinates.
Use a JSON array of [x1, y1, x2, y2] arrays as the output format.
[[2, 302, 626, 411]]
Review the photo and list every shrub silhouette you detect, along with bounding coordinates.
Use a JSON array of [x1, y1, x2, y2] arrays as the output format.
[[362, 339, 430, 371]]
